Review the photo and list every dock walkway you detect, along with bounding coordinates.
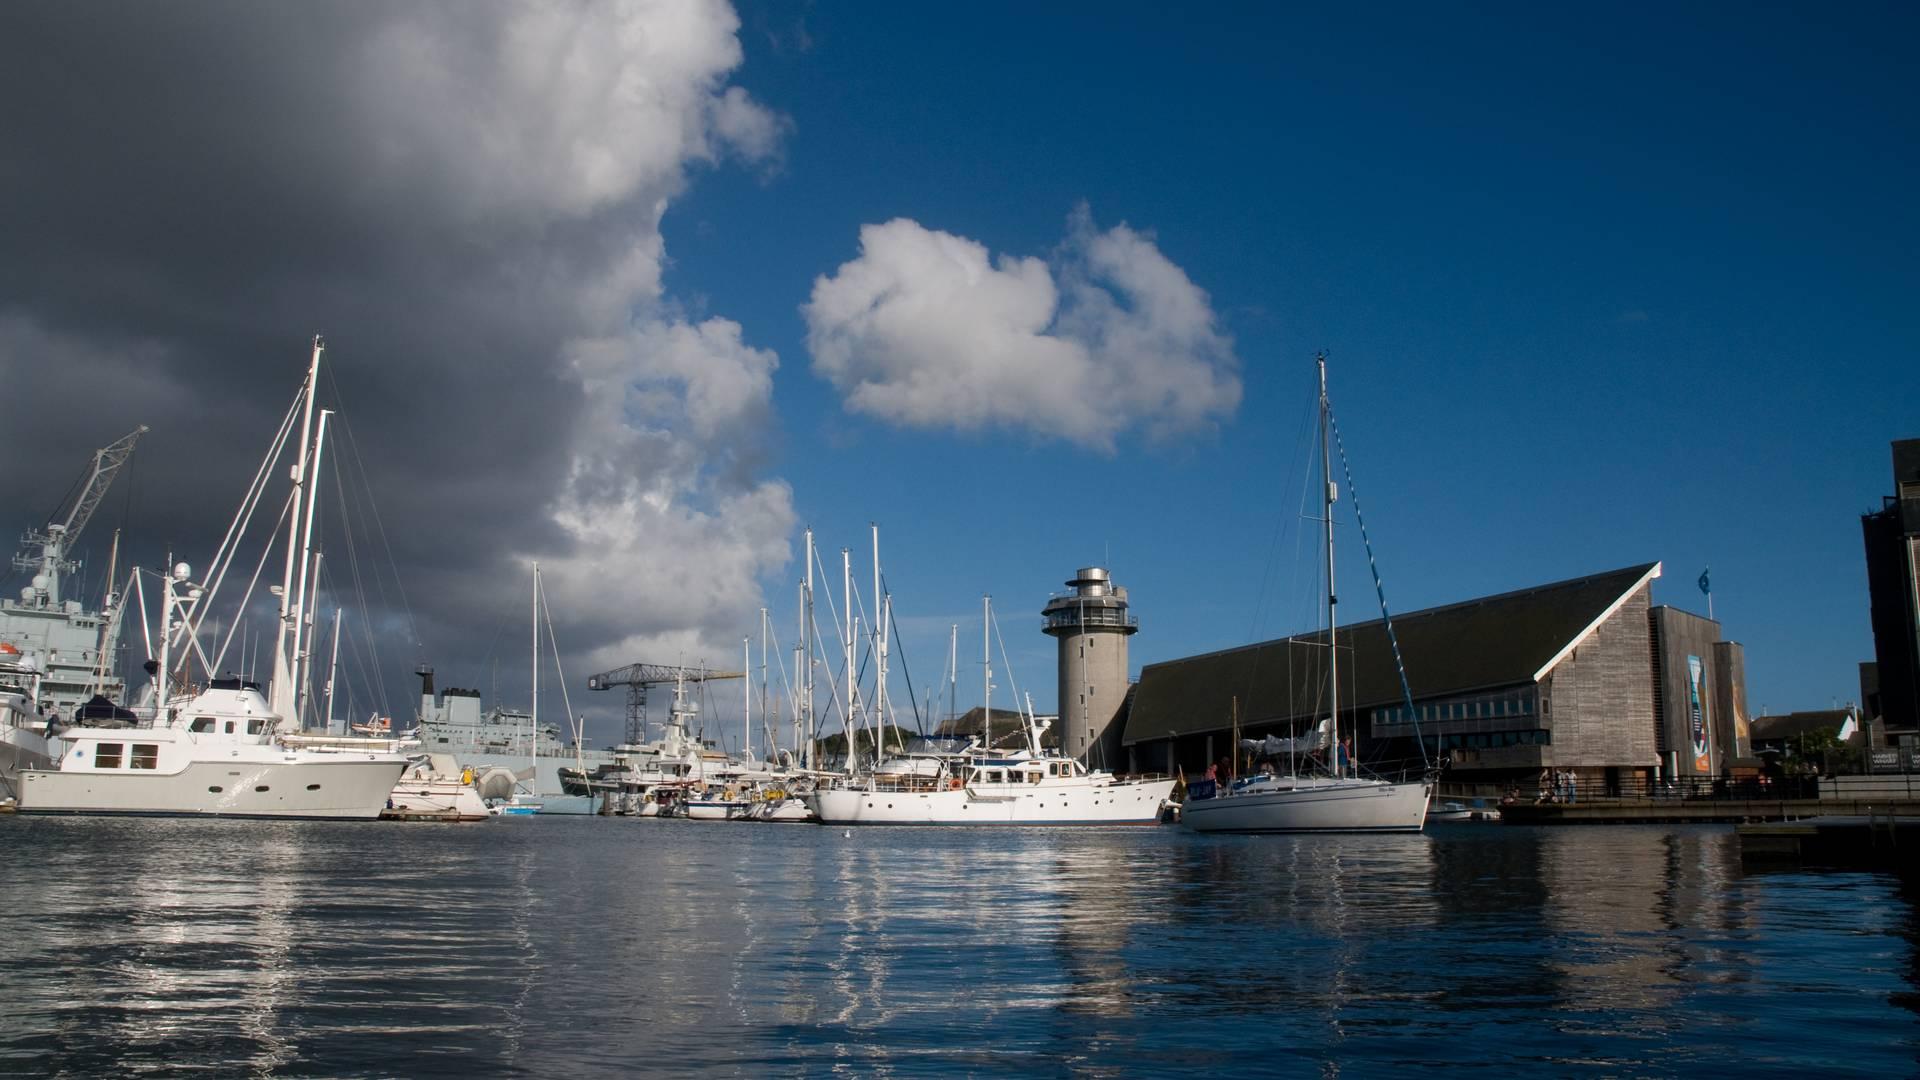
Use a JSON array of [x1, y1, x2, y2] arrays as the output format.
[[1738, 813, 1920, 871], [1495, 797, 1920, 826]]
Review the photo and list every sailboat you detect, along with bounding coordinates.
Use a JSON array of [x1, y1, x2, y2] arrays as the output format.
[[1181, 356, 1431, 834]]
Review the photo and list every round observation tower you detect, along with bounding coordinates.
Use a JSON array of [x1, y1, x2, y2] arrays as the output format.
[[1041, 567, 1138, 770]]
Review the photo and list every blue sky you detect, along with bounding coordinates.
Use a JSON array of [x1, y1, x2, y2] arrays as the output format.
[[2, 2, 1912, 745], [659, 2, 1917, 723]]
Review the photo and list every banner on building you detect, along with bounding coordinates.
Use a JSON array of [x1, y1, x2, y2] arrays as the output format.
[[1687, 655, 1711, 773]]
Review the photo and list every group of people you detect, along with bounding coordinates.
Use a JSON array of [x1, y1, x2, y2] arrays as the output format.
[[1536, 767, 1578, 804]]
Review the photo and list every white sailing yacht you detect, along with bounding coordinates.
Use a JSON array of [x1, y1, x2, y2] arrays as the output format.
[[1181, 357, 1431, 834], [808, 595, 1176, 826], [16, 337, 410, 818]]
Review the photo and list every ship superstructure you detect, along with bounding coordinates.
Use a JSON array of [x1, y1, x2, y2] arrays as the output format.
[[1, 426, 146, 722], [412, 666, 611, 812]]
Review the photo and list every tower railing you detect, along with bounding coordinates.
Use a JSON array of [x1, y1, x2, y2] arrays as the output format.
[[1042, 609, 1138, 632]]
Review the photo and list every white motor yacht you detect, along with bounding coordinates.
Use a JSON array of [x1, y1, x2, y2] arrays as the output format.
[[809, 747, 1174, 827], [17, 678, 407, 818], [18, 337, 413, 819]]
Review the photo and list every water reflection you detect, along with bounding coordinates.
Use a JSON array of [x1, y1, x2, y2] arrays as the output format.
[[3, 818, 1918, 1077]]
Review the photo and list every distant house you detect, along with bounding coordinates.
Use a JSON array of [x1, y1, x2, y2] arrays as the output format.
[[1749, 709, 1854, 757], [935, 706, 1060, 752]]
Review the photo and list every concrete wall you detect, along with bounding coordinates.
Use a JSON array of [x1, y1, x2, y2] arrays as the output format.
[[1538, 583, 1657, 768], [1058, 625, 1131, 770]]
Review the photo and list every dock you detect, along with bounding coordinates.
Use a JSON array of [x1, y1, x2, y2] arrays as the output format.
[[377, 808, 487, 823], [1494, 797, 1920, 826], [1738, 814, 1920, 871]]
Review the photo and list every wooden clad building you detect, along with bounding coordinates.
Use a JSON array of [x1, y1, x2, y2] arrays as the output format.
[[1118, 562, 1742, 792]]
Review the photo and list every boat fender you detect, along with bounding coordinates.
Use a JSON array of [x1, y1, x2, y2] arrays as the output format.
[[461, 766, 474, 786]]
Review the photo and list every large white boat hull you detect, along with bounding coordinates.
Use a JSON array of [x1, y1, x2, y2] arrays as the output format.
[[809, 778, 1175, 826], [386, 777, 491, 821], [17, 756, 407, 819], [684, 799, 750, 821], [1181, 777, 1430, 833], [752, 797, 815, 822]]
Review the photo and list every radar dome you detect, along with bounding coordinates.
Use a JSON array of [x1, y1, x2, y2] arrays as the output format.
[[30, 574, 48, 591], [173, 562, 191, 581]]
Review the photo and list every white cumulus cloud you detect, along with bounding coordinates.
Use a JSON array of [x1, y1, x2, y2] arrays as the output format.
[[803, 206, 1241, 450]]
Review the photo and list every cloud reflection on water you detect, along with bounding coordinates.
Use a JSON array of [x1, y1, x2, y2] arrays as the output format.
[[2, 818, 1915, 1076]]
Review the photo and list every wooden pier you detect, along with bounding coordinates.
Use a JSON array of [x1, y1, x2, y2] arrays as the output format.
[[1495, 797, 1920, 826], [1738, 814, 1920, 871]]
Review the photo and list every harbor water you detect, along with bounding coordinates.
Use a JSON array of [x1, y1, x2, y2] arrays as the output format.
[[3, 818, 1916, 1077]]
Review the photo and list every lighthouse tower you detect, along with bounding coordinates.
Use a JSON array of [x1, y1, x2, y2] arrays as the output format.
[[1041, 567, 1138, 770]]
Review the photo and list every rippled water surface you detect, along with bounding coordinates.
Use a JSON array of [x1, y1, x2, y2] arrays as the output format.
[[3, 817, 1917, 1077]]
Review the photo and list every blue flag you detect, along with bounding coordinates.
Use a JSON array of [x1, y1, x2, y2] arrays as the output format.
[[1698, 567, 1710, 596]]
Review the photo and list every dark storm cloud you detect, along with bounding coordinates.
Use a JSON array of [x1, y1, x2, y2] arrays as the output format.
[[0, 1, 792, 733]]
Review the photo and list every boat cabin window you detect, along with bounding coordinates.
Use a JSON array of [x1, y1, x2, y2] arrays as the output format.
[[93, 743, 124, 769], [246, 718, 266, 735], [190, 717, 216, 733], [1028, 771, 1043, 785], [130, 744, 159, 770], [224, 721, 236, 734], [988, 770, 1004, 783]]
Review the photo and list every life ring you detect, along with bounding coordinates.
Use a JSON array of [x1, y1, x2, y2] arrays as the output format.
[[949, 777, 963, 790]]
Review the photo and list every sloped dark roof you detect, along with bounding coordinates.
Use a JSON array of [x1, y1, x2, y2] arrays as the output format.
[[1123, 562, 1660, 745], [1749, 709, 1852, 741], [936, 706, 1059, 749]]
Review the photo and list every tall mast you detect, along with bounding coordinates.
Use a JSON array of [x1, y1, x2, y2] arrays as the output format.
[[154, 557, 176, 722], [324, 607, 342, 734], [948, 623, 958, 724], [743, 634, 752, 762], [842, 547, 854, 770], [297, 546, 324, 727], [289, 410, 332, 718], [872, 524, 886, 758], [270, 336, 324, 721], [982, 595, 992, 750], [795, 581, 806, 766], [1320, 354, 1340, 779], [530, 562, 540, 792], [759, 607, 769, 759], [803, 527, 815, 770]]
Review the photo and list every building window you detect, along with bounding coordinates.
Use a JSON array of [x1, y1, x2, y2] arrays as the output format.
[[130, 744, 159, 769], [94, 743, 124, 769]]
